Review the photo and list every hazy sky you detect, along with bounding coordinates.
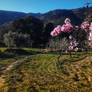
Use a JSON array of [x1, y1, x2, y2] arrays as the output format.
[[0, 0, 91, 13]]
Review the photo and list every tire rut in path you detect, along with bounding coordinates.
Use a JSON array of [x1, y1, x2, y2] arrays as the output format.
[[0, 61, 19, 88]]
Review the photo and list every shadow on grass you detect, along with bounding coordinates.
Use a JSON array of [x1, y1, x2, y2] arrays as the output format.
[[44, 50, 87, 56], [0, 48, 41, 59]]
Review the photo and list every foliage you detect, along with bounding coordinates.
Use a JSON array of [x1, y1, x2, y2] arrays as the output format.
[[47, 37, 69, 51], [42, 23, 54, 45], [4, 31, 31, 47]]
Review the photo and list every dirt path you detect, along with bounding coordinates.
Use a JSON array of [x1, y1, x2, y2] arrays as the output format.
[[0, 56, 30, 88], [3, 61, 19, 72], [0, 61, 19, 88], [0, 76, 5, 87]]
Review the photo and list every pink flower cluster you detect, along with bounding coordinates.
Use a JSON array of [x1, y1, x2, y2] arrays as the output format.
[[74, 47, 79, 52], [89, 22, 92, 31], [88, 22, 92, 41], [65, 18, 71, 24], [50, 25, 62, 36], [88, 30, 92, 40], [50, 18, 92, 49], [68, 46, 73, 50], [61, 23, 73, 33], [62, 18, 73, 33], [50, 18, 73, 36], [74, 26, 79, 31], [81, 21, 89, 32], [68, 35, 79, 52], [51, 18, 92, 37], [73, 41, 79, 47], [68, 41, 78, 51], [69, 35, 72, 39]]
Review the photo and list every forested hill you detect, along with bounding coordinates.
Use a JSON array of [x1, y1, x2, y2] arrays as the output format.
[[0, 10, 41, 25], [0, 7, 92, 25], [37, 7, 92, 25], [0, 10, 27, 25], [37, 9, 82, 25]]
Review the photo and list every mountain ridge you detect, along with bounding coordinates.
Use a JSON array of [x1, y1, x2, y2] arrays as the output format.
[[0, 7, 92, 25]]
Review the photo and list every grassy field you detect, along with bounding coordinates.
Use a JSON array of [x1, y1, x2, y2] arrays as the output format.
[[0, 48, 92, 92]]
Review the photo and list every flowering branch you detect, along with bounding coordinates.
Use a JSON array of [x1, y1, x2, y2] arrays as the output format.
[[50, 18, 92, 57]]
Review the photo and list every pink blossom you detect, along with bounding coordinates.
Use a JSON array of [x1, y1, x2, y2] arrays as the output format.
[[85, 29, 89, 32], [61, 23, 73, 33], [89, 22, 92, 31], [50, 25, 62, 36], [56, 25, 62, 34], [65, 50, 68, 53], [70, 41, 73, 45], [73, 41, 79, 47], [69, 35, 73, 39], [68, 46, 73, 50], [74, 47, 78, 52], [89, 31, 92, 36], [88, 36, 92, 40], [74, 26, 79, 31], [88, 23, 92, 40], [65, 18, 71, 24], [88, 31, 92, 40], [50, 31, 58, 36], [81, 21, 89, 32], [61, 24, 66, 32]]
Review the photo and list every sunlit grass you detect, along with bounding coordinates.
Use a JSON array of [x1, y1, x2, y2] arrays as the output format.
[[0, 47, 8, 52], [0, 48, 92, 92]]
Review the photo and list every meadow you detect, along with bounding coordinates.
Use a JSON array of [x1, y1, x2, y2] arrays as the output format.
[[0, 48, 92, 92]]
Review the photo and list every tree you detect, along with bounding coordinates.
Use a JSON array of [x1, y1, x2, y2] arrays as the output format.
[[4, 31, 16, 47], [10, 16, 44, 47], [46, 37, 69, 52], [72, 30, 88, 49], [42, 23, 54, 45], [4, 31, 31, 47]]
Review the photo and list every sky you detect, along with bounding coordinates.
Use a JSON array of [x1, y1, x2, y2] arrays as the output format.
[[0, 0, 91, 13]]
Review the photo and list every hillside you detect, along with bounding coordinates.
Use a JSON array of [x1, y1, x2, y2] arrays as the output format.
[[0, 10, 41, 25], [0, 7, 92, 26], [37, 9, 82, 25], [37, 7, 92, 25], [0, 10, 27, 25]]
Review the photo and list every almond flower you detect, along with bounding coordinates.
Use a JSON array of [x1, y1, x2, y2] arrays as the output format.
[[69, 35, 73, 39], [74, 26, 79, 31], [65, 50, 68, 53], [70, 41, 73, 45], [74, 47, 78, 52], [89, 22, 92, 31], [73, 41, 79, 47], [68, 46, 73, 50], [88, 30, 92, 40], [65, 18, 71, 24], [81, 21, 89, 32], [50, 18, 74, 36], [88, 36, 92, 40], [88, 23, 92, 40], [61, 23, 73, 33], [50, 25, 62, 36]]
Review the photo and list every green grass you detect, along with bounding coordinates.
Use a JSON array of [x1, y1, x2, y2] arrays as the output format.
[[0, 48, 92, 92], [0, 47, 8, 52]]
